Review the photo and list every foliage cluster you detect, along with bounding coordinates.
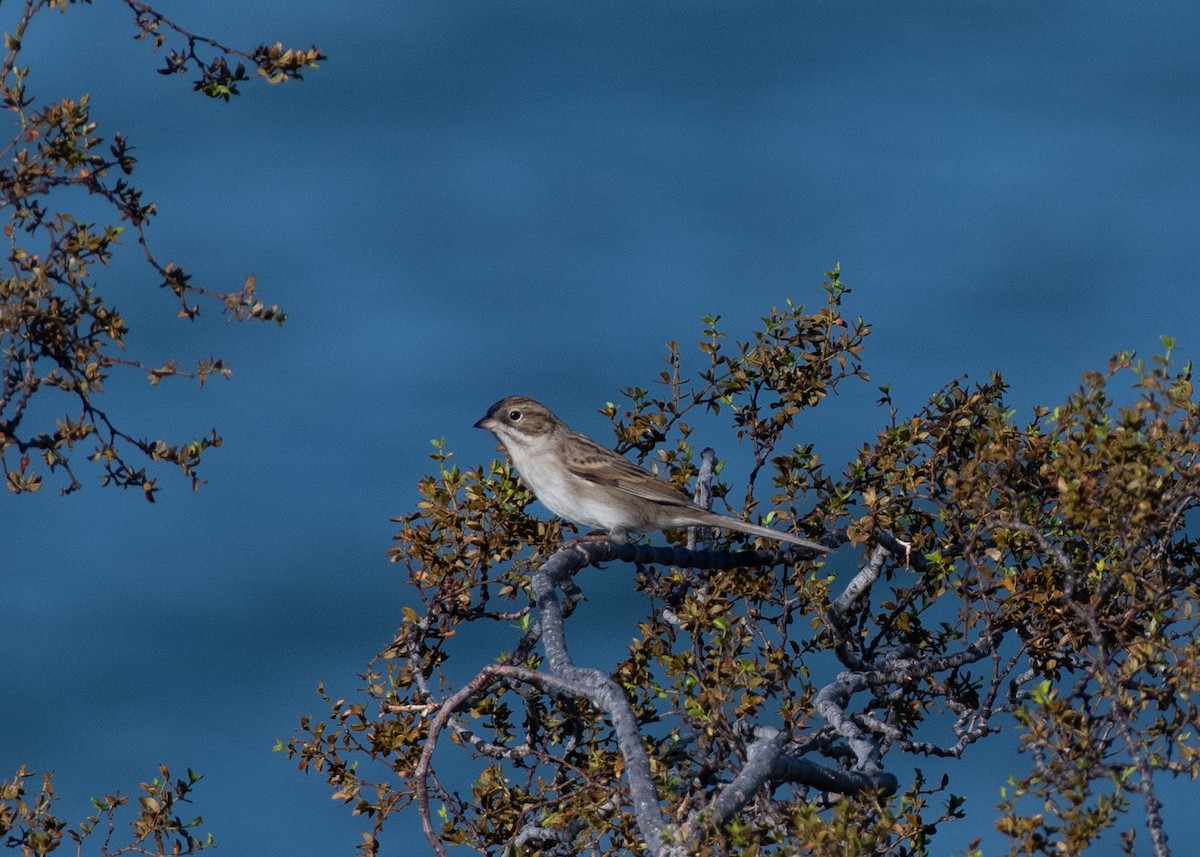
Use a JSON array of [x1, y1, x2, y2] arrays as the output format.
[[0, 0, 322, 499], [280, 272, 1200, 857], [3, 0, 320, 849], [1, 765, 210, 857]]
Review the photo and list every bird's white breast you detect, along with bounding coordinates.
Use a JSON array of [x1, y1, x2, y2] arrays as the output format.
[[501, 432, 627, 531]]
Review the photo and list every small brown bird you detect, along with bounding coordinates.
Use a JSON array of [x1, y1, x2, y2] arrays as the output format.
[[475, 396, 827, 551]]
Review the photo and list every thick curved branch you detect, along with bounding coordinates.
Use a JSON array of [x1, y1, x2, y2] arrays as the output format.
[[708, 726, 790, 824], [813, 671, 888, 774], [531, 541, 672, 853]]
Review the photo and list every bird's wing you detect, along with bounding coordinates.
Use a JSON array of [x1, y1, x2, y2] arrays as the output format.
[[562, 430, 828, 550], [563, 431, 697, 508]]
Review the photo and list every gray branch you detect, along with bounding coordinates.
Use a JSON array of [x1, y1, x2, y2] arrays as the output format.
[[531, 541, 676, 853], [414, 663, 586, 857], [813, 671, 888, 774], [706, 725, 897, 830], [687, 446, 718, 550]]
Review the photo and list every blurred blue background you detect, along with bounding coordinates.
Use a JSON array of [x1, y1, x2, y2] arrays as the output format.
[[4, 1, 1199, 854]]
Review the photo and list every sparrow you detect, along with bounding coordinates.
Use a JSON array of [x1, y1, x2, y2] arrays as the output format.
[[475, 395, 827, 552]]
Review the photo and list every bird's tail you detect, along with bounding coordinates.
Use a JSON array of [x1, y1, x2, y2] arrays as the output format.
[[710, 514, 828, 552]]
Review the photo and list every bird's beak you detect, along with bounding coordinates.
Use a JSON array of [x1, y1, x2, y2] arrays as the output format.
[[474, 416, 495, 431]]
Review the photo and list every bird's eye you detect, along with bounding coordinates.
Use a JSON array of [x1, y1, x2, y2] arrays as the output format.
[[508, 409, 522, 422]]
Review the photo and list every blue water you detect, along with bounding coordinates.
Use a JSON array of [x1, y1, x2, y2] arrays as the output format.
[[4, 2, 1198, 854]]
